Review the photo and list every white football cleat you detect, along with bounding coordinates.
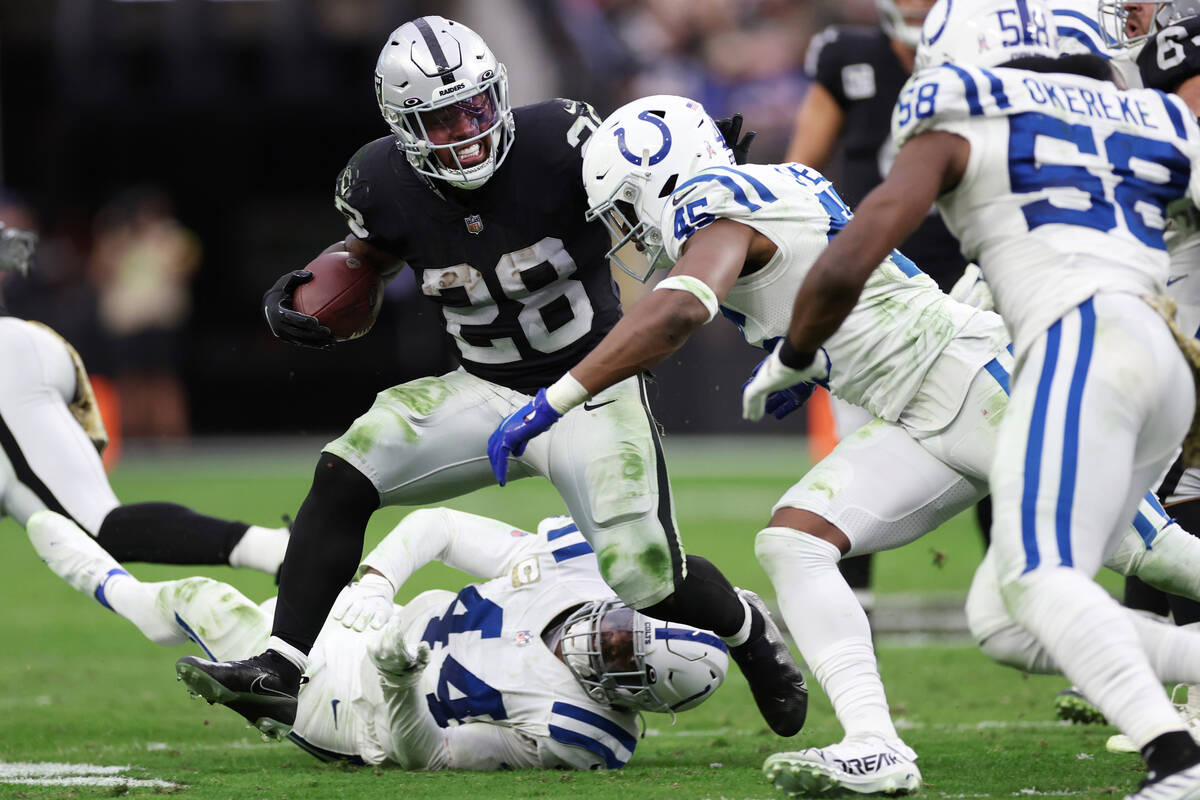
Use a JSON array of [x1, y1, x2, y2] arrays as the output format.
[[1109, 686, 1200, 755], [1124, 761, 1200, 800], [764, 735, 921, 796], [26, 510, 130, 605]]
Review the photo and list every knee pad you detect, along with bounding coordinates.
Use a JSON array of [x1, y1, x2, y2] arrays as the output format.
[[166, 577, 270, 660], [754, 527, 841, 584], [591, 525, 677, 610]]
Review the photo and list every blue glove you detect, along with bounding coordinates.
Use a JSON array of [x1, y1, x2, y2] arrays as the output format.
[[488, 389, 562, 486], [744, 354, 825, 420]]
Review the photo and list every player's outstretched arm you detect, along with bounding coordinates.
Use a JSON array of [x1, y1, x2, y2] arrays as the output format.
[[360, 507, 538, 589], [487, 219, 754, 484]]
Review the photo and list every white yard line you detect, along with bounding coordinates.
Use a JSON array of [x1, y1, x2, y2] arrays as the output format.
[[0, 761, 180, 789]]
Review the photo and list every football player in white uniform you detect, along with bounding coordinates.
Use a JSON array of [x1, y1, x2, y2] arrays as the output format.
[[0, 224, 288, 578], [745, 0, 1200, 794], [486, 92, 1200, 796], [29, 506, 728, 770]]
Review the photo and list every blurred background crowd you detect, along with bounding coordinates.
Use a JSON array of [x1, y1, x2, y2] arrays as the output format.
[[0, 0, 881, 445]]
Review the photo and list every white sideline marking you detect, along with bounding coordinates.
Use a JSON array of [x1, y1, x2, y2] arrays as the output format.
[[8, 777, 178, 788], [0, 762, 179, 789]]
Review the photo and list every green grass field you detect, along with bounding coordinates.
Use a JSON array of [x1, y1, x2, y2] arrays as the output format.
[[0, 436, 1147, 799]]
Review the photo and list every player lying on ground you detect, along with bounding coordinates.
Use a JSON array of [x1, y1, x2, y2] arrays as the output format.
[[744, 0, 1200, 795], [0, 223, 287, 576], [178, 15, 804, 743], [28, 506, 728, 769], [486, 91, 1200, 796]]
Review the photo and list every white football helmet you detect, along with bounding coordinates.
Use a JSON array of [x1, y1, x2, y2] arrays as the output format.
[[374, 16, 514, 190], [878, 0, 937, 47], [560, 598, 729, 714], [582, 94, 735, 281], [915, 0, 1058, 71], [1098, 0, 1198, 48]]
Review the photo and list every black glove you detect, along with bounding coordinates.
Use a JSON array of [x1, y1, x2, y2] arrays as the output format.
[[263, 270, 336, 350], [715, 113, 757, 165]]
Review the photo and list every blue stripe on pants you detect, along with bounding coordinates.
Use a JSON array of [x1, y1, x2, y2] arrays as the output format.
[[1054, 298, 1096, 569], [1022, 318, 1063, 572]]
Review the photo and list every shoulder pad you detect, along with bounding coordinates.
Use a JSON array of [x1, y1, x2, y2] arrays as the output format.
[[805, 26, 842, 76], [1139, 17, 1200, 92], [893, 65, 999, 149], [663, 165, 782, 255]]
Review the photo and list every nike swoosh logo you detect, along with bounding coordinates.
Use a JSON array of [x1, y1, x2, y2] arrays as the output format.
[[582, 399, 617, 411], [1168, 275, 1188, 286], [594, 168, 610, 181], [331, 699, 340, 728]]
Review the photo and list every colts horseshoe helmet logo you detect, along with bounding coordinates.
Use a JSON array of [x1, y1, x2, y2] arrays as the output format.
[[614, 110, 672, 166]]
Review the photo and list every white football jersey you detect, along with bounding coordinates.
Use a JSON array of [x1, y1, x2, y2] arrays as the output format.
[[391, 521, 639, 769], [894, 64, 1200, 355], [660, 163, 1009, 430]]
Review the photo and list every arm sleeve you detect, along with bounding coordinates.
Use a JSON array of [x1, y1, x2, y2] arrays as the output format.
[[360, 507, 541, 591]]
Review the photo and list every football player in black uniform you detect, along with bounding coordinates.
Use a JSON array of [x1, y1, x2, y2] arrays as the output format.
[[175, 15, 807, 741]]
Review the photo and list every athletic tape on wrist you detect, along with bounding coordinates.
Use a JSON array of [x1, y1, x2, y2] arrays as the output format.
[[653, 275, 720, 322], [545, 372, 590, 413]]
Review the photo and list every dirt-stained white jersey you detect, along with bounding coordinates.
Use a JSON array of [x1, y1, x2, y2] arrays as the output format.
[[660, 163, 1008, 430], [392, 520, 639, 769], [894, 64, 1200, 355]]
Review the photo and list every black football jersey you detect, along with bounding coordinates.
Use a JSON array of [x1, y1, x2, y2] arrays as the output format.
[[334, 99, 619, 393], [809, 26, 967, 291], [1138, 16, 1200, 93]]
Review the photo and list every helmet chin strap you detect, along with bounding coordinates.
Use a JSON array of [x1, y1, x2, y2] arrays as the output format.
[[441, 152, 497, 190]]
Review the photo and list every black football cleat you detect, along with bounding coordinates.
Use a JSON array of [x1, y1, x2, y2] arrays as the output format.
[[730, 589, 809, 737], [176, 650, 300, 739]]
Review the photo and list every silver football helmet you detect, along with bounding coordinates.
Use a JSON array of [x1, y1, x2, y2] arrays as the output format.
[[559, 598, 729, 714], [915, 0, 1058, 70], [1098, 0, 1198, 48], [582, 94, 735, 281], [374, 16, 514, 190], [877, 0, 936, 47]]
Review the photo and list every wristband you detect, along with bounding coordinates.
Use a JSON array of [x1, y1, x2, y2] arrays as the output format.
[[545, 372, 591, 413], [778, 338, 816, 370], [653, 275, 720, 322]]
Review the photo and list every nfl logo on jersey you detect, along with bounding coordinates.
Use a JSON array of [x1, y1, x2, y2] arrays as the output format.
[[465, 214, 484, 235]]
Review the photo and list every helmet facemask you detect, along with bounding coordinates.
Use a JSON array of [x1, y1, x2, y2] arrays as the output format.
[[1098, 0, 1183, 48], [560, 600, 669, 713], [877, 0, 936, 47], [584, 175, 671, 283], [379, 67, 514, 190]]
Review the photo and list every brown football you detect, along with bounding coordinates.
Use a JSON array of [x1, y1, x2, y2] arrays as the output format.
[[292, 251, 384, 341]]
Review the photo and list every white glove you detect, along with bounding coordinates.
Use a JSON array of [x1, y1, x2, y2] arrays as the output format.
[[948, 263, 994, 311], [369, 614, 431, 680], [743, 342, 831, 422], [331, 572, 395, 632]]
